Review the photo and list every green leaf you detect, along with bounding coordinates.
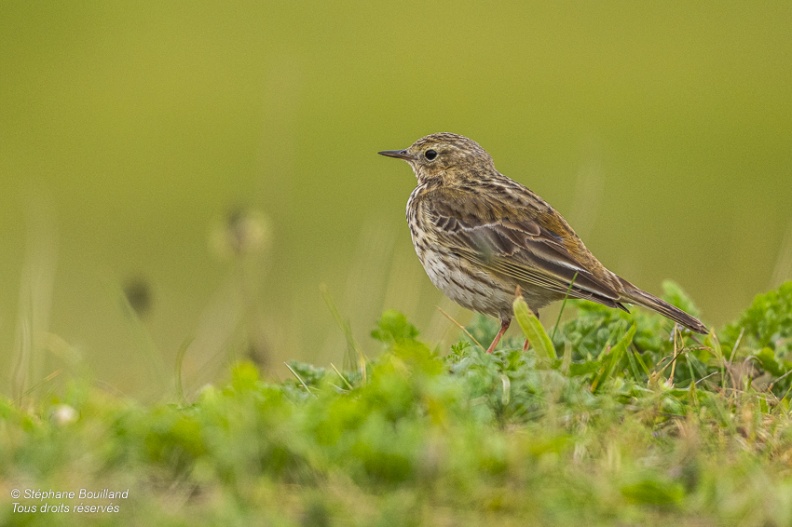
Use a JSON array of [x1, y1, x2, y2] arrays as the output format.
[[371, 310, 420, 344], [591, 324, 636, 392], [722, 281, 792, 354], [513, 295, 556, 361], [753, 347, 789, 377], [621, 473, 685, 508]]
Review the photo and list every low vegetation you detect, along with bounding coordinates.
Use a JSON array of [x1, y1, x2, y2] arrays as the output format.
[[2, 282, 792, 526]]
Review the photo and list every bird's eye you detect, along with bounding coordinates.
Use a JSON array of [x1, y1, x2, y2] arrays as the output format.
[[424, 149, 438, 161]]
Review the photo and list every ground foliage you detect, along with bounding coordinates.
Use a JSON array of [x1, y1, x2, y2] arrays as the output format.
[[2, 282, 792, 526]]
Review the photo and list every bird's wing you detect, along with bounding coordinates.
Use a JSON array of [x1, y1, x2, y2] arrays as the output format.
[[422, 187, 626, 309]]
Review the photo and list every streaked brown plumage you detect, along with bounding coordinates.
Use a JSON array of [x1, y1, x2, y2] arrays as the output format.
[[379, 132, 707, 353]]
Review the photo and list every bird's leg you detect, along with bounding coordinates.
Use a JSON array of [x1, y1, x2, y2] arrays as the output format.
[[486, 318, 511, 354]]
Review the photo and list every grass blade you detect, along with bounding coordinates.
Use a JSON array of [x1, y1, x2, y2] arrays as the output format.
[[513, 295, 557, 361]]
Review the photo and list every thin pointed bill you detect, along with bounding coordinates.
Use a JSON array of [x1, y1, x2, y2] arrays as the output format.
[[378, 149, 411, 160]]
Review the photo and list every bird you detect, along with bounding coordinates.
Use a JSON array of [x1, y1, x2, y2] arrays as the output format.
[[379, 132, 707, 353]]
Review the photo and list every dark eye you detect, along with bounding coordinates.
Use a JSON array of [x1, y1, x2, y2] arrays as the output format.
[[424, 149, 438, 161]]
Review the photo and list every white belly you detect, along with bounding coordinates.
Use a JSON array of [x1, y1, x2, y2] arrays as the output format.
[[418, 247, 514, 318]]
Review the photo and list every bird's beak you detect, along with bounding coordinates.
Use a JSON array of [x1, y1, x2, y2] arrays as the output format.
[[378, 149, 411, 160]]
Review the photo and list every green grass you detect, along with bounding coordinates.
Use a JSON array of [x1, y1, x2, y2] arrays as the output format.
[[3, 282, 792, 526]]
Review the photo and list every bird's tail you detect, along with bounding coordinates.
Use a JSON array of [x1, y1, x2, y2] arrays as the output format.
[[619, 279, 708, 334]]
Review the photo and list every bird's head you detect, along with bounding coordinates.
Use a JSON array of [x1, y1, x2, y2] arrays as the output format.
[[379, 132, 495, 185]]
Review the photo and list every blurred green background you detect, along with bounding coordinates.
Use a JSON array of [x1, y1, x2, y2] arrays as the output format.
[[1, 2, 790, 395]]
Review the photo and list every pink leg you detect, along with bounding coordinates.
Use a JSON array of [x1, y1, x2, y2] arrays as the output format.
[[486, 318, 511, 353]]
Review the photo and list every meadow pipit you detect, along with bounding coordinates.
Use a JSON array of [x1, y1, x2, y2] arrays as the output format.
[[379, 132, 707, 353]]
